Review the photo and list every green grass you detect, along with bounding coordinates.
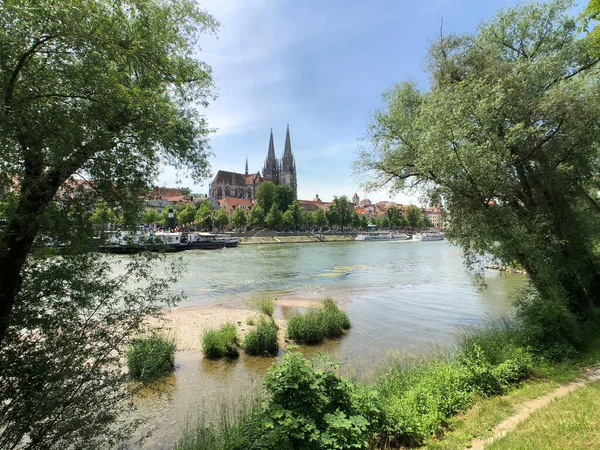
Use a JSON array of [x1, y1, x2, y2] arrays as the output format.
[[202, 324, 239, 359], [286, 297, 351, 344], [248, 296, 275, 319], [245, 316, 255, 326], [487, 381, 600, 450], [242, 319, 278, 356], [126, 334, 176, 383]]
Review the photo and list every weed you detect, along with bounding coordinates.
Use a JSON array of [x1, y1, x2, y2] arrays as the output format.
[[126, 334, 176, 383], [202, 324, 239, 359]]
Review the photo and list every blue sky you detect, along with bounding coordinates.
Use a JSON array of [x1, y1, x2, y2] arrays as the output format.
[[157, 0, 579, 204]]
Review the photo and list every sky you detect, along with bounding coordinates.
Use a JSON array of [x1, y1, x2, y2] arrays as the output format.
[[156, 0, 579, 205]]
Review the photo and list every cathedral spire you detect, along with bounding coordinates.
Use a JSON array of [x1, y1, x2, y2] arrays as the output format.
[[245, 155, 249, 176], [283, 124, 292, 159], [267, 128, 276, 162]]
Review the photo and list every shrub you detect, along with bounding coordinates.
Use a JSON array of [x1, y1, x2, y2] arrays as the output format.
[[515, 289, 581, 361], [492, 348, 534, 387], [202, 324, 239, 359], [126, 334, 176, 383], [457, 316, 520, 365], [258, 351, 375, 449], [287, 299, 351, 344], [243, 319, 278, 356], [246, 316, 255, 326]]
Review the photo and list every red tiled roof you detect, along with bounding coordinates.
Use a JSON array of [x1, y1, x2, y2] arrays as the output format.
[[222, 196, 253, 208]]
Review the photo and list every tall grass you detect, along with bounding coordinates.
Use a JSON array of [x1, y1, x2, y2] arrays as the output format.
[[248, 297, 275, 320], [287, 297, 350, 343], [126, 334, 176, 383], [202, 324, 239, 359], [242, 319, 278, 356]]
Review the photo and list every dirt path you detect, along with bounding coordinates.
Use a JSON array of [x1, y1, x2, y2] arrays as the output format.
[[468, 366, 600, 450]]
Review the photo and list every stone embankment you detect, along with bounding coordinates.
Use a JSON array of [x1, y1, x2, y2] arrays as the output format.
[[486, 264, 527, 275], [239, 235, 354, 245]]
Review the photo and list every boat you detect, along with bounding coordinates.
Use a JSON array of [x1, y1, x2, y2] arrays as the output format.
[[412, 231, 444, 241], [99, 231, 188, 254], [183, 232, 238, 249], [355, 231, 410, 241]]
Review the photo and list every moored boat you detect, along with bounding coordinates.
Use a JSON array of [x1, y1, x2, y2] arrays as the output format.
[[355, 231, 410, 241], [412, 231, 444, 241]]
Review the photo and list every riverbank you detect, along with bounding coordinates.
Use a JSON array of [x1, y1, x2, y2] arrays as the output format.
[[238, 235, 355, 245]]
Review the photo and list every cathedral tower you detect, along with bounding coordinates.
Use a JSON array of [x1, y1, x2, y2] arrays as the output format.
[[262, 129, 279, 183], [279, 124, 297, 198]]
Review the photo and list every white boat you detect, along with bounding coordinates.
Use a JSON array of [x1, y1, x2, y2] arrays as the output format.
[[412, 231, 444, 241], [355, 231, 410, 241]]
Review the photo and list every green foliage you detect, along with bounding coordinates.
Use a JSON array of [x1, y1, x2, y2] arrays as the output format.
[[515, 289, 581, 361], [265, 203, 282, 230], [126, 334, 176, 383], [243, 319, 279, 356], [213, 209, 229, 229], [582, 0, 600, 56], [202, 324, 239, 359], [141, 208, 160, 226], [248, 296, 275, 319], [258, 351, 376, 450], [249, 204, 265, 228], [380, 216, 390, 229], [195, 200, 215, 229], [177, 204, 197, 226], [287, 299, 350, 344], [282, 209, 295, 229], [359, 0, 600, 318], [246, 316, 256, 326], [386, 206, 405, 228], [287, 200, 302, 229], [275, 184, 296, 212], [359, 214, 368, 230], [326, 196, 354, 232], [231, 207, 247, 230], [256, 181, 277, 213], [314, 208, 328, 227]]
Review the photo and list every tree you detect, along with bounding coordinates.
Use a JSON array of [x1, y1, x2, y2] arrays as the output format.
[[176, 204, 196, 227], [195, 200, 215, 230], [313, 208, 328, 228], [160, 208, 177, 228], [249, 205, 265, 229], [141, 209, 159, 226], [381, 216, 390, 229], [302, 210, 314, 229], [359, 0, 600, 317], [213, 209, 229, 230], [287, 200, 302, 230], [351, 211, 361, 229], [282, 210, 294, 230], [92, 202, 117, 235], [265, 203, 282, 230], [404, 205, 421, 228], [582, 0, 600, 56], [180, 187, 191, 196], [275, 185, 295, 212], [0, 0, 216, 346], [359, 214, 369, 230], [256, 181, 277, 213], [329, 196, 354, 233], [386, 206, 404, 229], [231, 207, 247, 230]]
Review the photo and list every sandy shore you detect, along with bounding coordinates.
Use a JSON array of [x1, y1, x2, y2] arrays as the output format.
[[148, 297, 329, 353]]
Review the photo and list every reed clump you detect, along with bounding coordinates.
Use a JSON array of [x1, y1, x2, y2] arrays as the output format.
[[242, 319, 279, 356], [202, 324, 239, 359], [287, 297, 350, 344], [126, 334, 176, 383]]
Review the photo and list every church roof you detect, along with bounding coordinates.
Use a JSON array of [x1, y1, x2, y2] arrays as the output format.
[[245, 172, 262, 184], [213, 170, 248, 185]]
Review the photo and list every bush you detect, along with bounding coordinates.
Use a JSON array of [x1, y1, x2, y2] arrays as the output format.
[[126, 334, 176, 383], [287, 298, 351, 344], [516, 289, 581, 361], [202, 324, 239, 359], [246, 316, 255, 326], [243, 319, 278, 356], [258, 351, 375, 449]]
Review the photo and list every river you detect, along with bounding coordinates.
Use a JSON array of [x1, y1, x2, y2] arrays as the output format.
[[126, 240, 526, 449]]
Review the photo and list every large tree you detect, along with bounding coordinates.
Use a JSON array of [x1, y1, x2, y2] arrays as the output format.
[[329, 196, 354, 233], [0, 0, 216, 345], [359, 0, 600, 317], [256, 181, 277, 213]]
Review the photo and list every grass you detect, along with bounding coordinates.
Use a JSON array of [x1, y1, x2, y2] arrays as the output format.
[[247, 296, 275, 319], [286, 297, 350, 343], [126, 334, 176, 383], [202, 324, 239, 359], [242, 319, 278, 356], [487, 381, 600, 450], [245, 316, 255, 326]]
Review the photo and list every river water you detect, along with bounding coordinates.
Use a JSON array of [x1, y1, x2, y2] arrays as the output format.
[[128, 240, 526, 449]]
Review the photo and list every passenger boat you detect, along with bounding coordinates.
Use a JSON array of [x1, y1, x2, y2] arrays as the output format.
[[99, 231, 188, 254], [412, 231, 444, 241], [355, 231, 410, 241], [183, 232, 238, 249]]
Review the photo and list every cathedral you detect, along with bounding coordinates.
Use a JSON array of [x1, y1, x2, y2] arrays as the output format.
[[209, 125, 297, 200]]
